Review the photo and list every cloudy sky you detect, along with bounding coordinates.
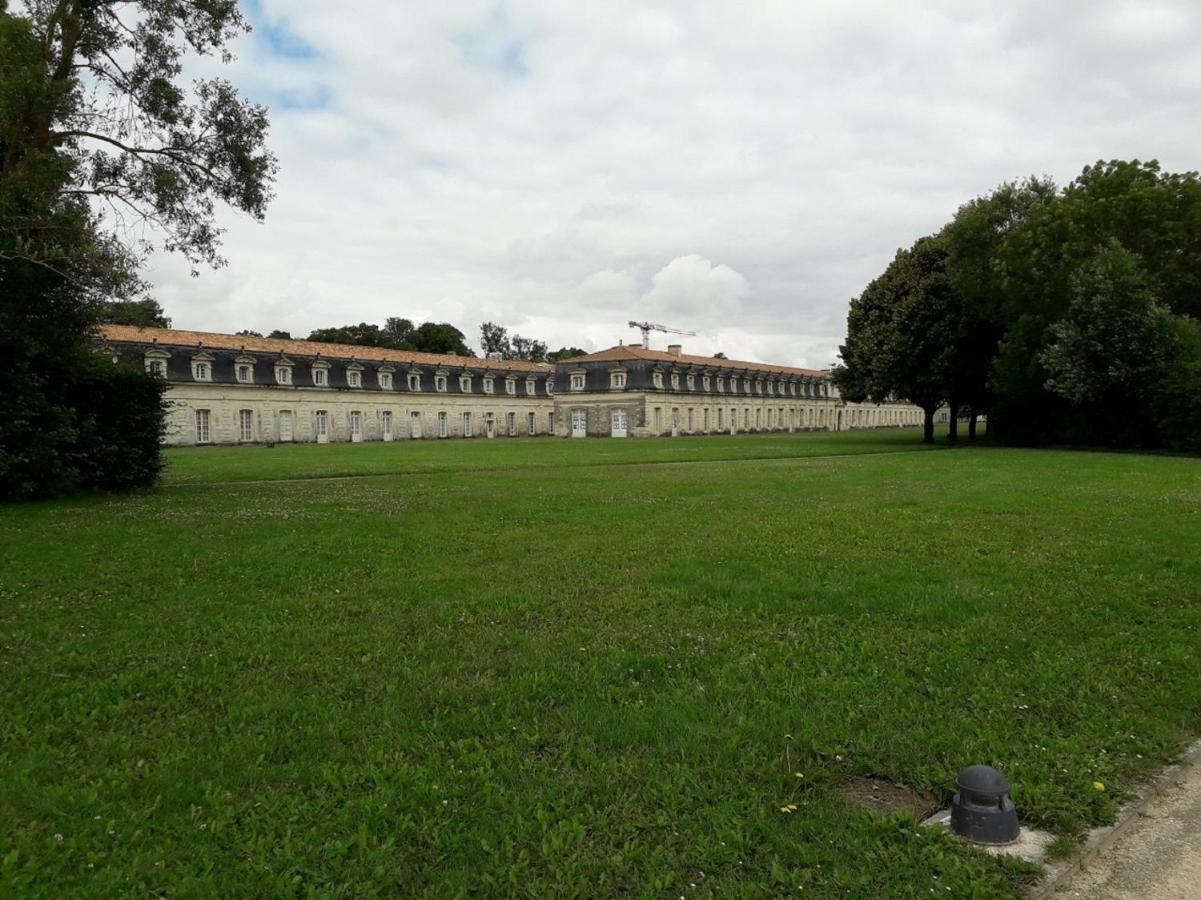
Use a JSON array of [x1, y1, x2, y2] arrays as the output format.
[[146, 0, 1201, 367]]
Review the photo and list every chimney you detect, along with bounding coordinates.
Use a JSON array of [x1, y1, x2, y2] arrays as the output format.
[[667, 344, 682, 357]]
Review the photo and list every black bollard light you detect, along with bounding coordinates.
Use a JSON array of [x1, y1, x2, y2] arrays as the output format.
[[949, 764, 1019, 845]]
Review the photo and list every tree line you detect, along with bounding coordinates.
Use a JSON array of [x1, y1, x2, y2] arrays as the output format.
[[836, 160, 1201, 451], [101, 301, 585, 363]]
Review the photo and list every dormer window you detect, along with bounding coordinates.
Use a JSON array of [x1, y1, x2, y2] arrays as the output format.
[[653, 371, 664, 389], [144, 350, 169, 378], [610, 371, 626, 389], [730, 376, 738, 393], [767, 381, 774, 396], [483, 376, 495, 394], [276, 366, 291, 384], [406, 372, 420, 391], [192, 361, 211, 382], [347, 369, 362, 388], [460, 375, 472, 393], [379, 371, 393, 390], [526, 378, 536, 396], [546, 380, 554, 396], [570, 373, 585, 391], [703, 376, 711, 392], [435, 374, 447, 392], [671, 373, 680, 390], [312, 364, 329, 386], [687, 374, 696, 390], [716, 376, 724, 393], [506, 377, 517, 395], [236, 364, 252, 383]]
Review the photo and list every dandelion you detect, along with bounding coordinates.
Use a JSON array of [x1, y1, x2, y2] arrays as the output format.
[[1093, 781, 1105, 791], [54, 833, 64, 845]]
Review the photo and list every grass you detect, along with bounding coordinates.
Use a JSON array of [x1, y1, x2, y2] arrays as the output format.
[[2, 427, 1200, 897]]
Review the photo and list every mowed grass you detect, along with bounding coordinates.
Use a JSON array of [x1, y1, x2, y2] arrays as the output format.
[[2, 429, 1200, 897]]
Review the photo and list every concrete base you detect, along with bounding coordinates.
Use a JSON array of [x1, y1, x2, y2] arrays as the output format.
[[920, 809, 1055, 866]]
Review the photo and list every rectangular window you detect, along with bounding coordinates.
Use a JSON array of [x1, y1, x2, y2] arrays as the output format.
[[507, 412, 516, 436], [703, 376, 711, 392], [484, 378, 495, 394], [653, 372, 664, 389], [718, 408, 724, 429], [654, 407, 662, 432], [611, 372, 626, 388], [315, 410, 328, 438], [438, 411, 448, 437], [687, 375, 695, 390], [435, 375, 447, 392], [527, 411, 536, 435], [380, 372, 393, 390], [237, 364, 252, 383], [148, 359, 166, 377], [716, 376, 724, 392], [196, 409, 211, 443], [671, 373, 680, 390], [548, 412, 554, 433], [462, 411, 473, 436], [381, 410, 393, 436], [193, 362, 209, 381], [506, 379, 516, 395], [238, 409, 253, 442], [730, 376, 738, 393], [687, 408, 694, 432], [571, 374, 585, 391], [313, 368, 327, 386], [276, 367, 290, 384], [349, 410, 362, 436], [703, 408, 709, 431], [526, 379, 536, 396], [460, 376, 471, 393], [348, 371, 361, 388]]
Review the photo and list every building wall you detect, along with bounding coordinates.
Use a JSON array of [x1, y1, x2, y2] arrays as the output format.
[[163, 383, 554, 446], [552, 390, 924, 437]]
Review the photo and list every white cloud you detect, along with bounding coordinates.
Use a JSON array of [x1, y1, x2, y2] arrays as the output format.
[[137, 0, 1201, 367]]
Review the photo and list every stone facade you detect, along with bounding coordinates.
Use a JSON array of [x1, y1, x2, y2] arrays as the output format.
[[99, 326, 925, 445], [549, 344, 924, 437]]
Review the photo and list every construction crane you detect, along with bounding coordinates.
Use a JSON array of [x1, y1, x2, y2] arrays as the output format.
[[628, 320, 696, 349]]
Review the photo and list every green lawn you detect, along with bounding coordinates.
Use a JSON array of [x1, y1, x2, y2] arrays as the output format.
[[3, 429, 1200, 897]]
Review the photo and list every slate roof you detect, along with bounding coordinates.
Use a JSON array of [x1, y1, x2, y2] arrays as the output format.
[[98, 325, 550, 373], [561, 345, 828, 378]]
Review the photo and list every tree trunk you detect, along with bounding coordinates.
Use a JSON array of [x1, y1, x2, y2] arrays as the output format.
[[968, 408, 978, 440], [923, 407, 935, 444], [947, 397, 959, 443]]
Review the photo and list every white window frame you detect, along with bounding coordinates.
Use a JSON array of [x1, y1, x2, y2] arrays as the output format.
[[193, 361, 211, 382], [717, 376, 724, 393], [460, 375, 472, 393], [546, 380, 554, 396], [276, 366, 291, 385], [703, 376, 711, 392], [313, 366, 328, 386], [687, 375, 695, 390], [348, 370, 362, 388], [526, 378, 536, 396], [314, 409, 329, 439], [570, 373, 585, 391], [435, 374, 447, 392], [506, 377, 516, 395], [379, 371, 393, 390], [462, 411, 473, 436], [236, 364, 253, 384], [610, 371, 626, 389], [146, 358, 166, 378], [381, 409, 393, 437], [671, 373, 680, 390], [238, 409, 254, 442], [507, 411, 516, 436], [438, 411, 448, 437], [730, 376, 738, 393], [653, 372, 664, 389], [483, 377, 495, 394], [527, 411, 536, 435], [196, 409, 211, 443], [349, 410, 362, 438]]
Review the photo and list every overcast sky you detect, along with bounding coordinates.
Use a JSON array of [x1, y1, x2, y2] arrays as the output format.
[[145, 0, 1201, 367]]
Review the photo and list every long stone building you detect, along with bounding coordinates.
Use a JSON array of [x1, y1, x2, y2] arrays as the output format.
[[100, 325, 924, 445]]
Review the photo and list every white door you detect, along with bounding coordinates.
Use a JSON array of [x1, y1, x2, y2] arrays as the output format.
[[571, 409, 587, 438], [382, 411, 393, 442], [409, 411, 421, 439], [278, 410, 293, 442], [485, 414, 495, 439], [611, 409, 627, 438]]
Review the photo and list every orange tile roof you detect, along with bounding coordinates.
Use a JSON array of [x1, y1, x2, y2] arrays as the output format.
[[562, 345, 828, 378], [97, 325, 549, 373]]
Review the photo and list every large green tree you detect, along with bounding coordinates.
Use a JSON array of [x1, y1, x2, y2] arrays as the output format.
[[836, 236, 958, 443], [0, 0, 275, 497]]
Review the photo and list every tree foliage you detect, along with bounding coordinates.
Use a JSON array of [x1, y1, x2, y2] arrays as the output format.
[[1, 0, 274, 497], [97, 297, 171, 327], [838, 158, 1201, 452], [303, 319, 473, 356], [479, 322, 548, 361]]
